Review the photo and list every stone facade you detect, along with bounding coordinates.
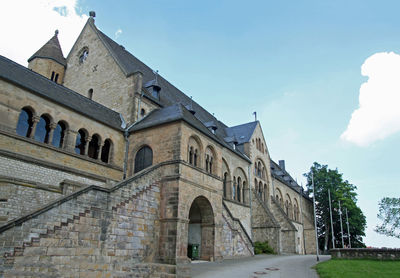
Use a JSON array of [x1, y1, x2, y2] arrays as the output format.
[[0, 13, 316, 277]]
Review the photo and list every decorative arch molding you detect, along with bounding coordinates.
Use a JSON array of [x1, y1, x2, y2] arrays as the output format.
[[204, 144, 217, 174], [188, 135, 203, 167]]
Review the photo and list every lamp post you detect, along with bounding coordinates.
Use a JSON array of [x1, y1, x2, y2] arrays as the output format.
[[311, 172, 320, 261]]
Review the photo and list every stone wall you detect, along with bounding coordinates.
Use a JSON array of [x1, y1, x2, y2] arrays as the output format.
[[251, 191, 280, 253], [330, 248, 400, 260], [220, 207, 253, 259], [63, 19, 138, 124], [0, 163, 167, 278], [224, 200, 251, 236]]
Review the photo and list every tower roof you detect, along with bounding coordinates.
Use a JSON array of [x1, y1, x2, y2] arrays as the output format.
[[28, 30, 66, 67]]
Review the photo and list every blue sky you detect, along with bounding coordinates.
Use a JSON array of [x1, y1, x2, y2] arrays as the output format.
[[1, 0, 400, 247]]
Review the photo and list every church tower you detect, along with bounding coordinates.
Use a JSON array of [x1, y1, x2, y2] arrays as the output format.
[[28, 30, 66, 84]]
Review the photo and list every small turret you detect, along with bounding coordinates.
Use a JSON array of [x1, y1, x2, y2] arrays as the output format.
[[28, 30, 66, 84]]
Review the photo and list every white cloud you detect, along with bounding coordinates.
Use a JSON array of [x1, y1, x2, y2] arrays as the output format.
[[115, 29, 122, 39], [341, 52, 400, 146], [0, 0, 88, 66]]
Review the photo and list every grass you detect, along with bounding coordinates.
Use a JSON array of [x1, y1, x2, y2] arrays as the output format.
[[316, 259, 400, 278]]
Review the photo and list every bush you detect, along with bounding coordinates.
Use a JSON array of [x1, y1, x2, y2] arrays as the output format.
[[254, 241, 275, 254]]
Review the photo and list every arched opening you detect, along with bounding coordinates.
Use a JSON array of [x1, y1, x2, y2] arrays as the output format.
[[264, 183, 267, 202], [35, 114, 51, 143], [232, 176, 236, 200], [243, 181, 248, 204], [223, 172, 228, 198], [237, 177, 242, 202], [101, 139, 112, 163], [88, 88, 93, 99], [52, 121, 67, 148], [16, 107, 34, 137], [75, 129, 87, 155], [187, 196, 215, 261], [134, 145, 153, 173], [88, 134, 101, 159]]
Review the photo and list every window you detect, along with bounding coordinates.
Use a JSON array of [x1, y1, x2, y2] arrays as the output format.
[[52, 121, 66, 148], [101, 139, 112, 163], [88, 89, 93, 99], [232, 177, 236, 200], [51, 71, 55, 81], [75, 129, 87, 155], [55, 73, 59, 83], [88, 134, 100, 159], [223, 172, 228, 198], [34, 115, 51, 143], [140, 108, 146, 117], [194, 149, 198, 166], [237, 177, 242, 202], [79, 48, 89, 64], [134, 146, 153, 173], [242, 181, 247, 204], [152, 87, 160, 99], [16, 107, 34, 137]]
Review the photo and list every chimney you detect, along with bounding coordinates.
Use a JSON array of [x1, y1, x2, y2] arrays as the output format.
[[279, 160, 285, 171]]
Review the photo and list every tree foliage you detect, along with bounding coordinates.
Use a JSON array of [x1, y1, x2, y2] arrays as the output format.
[[304, 162, 366, 251], [375, 197, 400, 239]]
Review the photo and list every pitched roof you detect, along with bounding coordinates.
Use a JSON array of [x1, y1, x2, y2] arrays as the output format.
[[28, 31, 66, 67], [225, 121, 258, 145], [92, 23, 231, 133], [0, 56, 122, 130], [270, 159, 311, 201], [129, 103, 251, 162]]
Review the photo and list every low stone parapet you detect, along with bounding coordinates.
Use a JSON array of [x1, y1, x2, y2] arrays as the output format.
[[330, 248, 400, 260]]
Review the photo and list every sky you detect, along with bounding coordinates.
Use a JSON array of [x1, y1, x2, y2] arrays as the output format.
[[1, 0, 399, 248]]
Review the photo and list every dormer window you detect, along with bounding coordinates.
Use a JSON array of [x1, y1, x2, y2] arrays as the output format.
[[152, 87, 160, 99], [79, 48, 89, 64]]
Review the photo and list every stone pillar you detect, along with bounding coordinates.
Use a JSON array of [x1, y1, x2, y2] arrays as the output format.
[[84, 136, 92, 156], [97, 142, 104, 161], [29, 116, 40, 138], [47, 122, 57, 144], [64, 129, 77, 152]]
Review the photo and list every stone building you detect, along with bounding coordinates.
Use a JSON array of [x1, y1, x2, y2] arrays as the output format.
[[0, 13, 315, 277]]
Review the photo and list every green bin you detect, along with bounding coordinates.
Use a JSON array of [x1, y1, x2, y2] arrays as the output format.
[[188, 244, 199, 260]]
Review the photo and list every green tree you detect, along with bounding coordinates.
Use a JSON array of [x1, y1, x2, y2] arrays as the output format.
[[304, 162, 366, 251], [375, 197, 400, 239]]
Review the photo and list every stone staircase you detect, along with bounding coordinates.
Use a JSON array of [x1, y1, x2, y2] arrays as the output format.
[[221, 201, 254, 257], [0, 163, 179, 278]]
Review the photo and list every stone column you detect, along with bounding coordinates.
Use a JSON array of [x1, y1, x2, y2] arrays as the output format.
[[97, 142, 104, 161], [29, 116, 40, 138], [84, 136, 92, 156], [47, 122, 57, 144], [64, 129, 77, 152]]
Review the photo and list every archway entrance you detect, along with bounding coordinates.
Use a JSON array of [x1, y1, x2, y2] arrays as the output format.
[[187, 196, 215, 261]]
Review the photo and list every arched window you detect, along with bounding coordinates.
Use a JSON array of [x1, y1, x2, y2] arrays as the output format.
[[194, 149, 198, 166], [205, 154, 210, 172], [101, 139, 112, 163], [134, 145, 153, 173], [55, 73, 59, 83], [88, 134, 100, 159], [51, 71, 55, 81], [232, 177, 236, 200], [258, 181, 263, 199], [189, 146, 194, 165], [257, 162, 261, 177], [52, 121, 66, 148], [237, 177, 242, 202], [75, 129, 87, 155], [223, 172, 228, 198], [16, 107, 34, 137], [140, 108, 146, 117], [35, 115, 51, 143], [88, 89, 93, 99], [243, 181, 247, 204], [79, 48, 89, 64], [254, 163, 258, 175]]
